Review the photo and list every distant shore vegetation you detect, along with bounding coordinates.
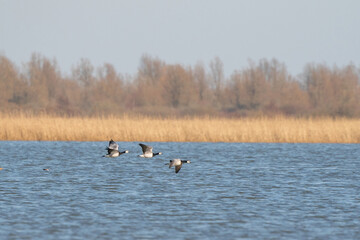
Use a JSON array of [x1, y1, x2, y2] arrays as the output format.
[[1, 53, 360, 117], [1, 53, 360, 143]]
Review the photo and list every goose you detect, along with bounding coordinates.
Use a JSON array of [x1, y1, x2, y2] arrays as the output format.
[[138, 143, 162, 158], [169, 159, 191, 173], [104, 139, 129, 158]]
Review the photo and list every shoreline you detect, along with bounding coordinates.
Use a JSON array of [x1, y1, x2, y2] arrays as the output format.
[[1, 114, 360, 143]]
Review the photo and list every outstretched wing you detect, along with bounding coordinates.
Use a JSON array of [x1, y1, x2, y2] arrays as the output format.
[[108, 139, 119, 150], [106, 147, 116, 154], [175, 165, 182, 173], [139, 143, 153, 154]]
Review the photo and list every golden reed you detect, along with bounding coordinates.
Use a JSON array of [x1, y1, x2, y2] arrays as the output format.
[[1, 112, 360, 143]]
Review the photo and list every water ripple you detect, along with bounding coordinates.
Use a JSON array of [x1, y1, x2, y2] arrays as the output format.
[[0, 141, 359, 239]]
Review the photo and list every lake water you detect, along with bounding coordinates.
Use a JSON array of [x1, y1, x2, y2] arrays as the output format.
[[0, 141, 359, 239]]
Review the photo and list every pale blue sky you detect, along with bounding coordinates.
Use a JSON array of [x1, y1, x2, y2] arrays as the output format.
[[1, 0, 359, 77]]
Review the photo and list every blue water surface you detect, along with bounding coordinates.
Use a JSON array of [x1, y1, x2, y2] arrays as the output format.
[[0, 141, 359, 239]]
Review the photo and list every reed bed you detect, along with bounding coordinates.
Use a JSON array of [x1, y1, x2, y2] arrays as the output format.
[[1, 113, 360, 143]]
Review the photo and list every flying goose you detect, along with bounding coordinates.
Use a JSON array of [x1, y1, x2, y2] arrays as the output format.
[[138, 143, 162, 158], [104, 139, 129, 158], [169, 159, 191, 173]]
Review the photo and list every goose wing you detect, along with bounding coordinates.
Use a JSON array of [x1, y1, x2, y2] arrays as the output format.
[[175, 165, 182, 173], [107, 148, 117, 154], [108, 139, 119, 150], [139, 143, 153, 154]]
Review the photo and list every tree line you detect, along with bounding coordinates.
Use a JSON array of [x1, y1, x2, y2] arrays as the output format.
[[1, 53, 359, 117]]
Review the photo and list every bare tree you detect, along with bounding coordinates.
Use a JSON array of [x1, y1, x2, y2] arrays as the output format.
[[229, 71, 246, 110], [193, 62, 209, 102], [160, 64, 191, 108], [304, 63, 360, 116], [23, 53, 61, 110], [72, 58, 96, 114], [72, 58, 95, 88], [0, 55, 26, 109], [134, 55, 164, 107], [92, 63, 124, 114], [209, 57, 224, 107]]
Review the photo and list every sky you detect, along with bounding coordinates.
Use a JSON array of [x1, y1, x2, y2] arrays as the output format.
[[1, 0, 360, 77]]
